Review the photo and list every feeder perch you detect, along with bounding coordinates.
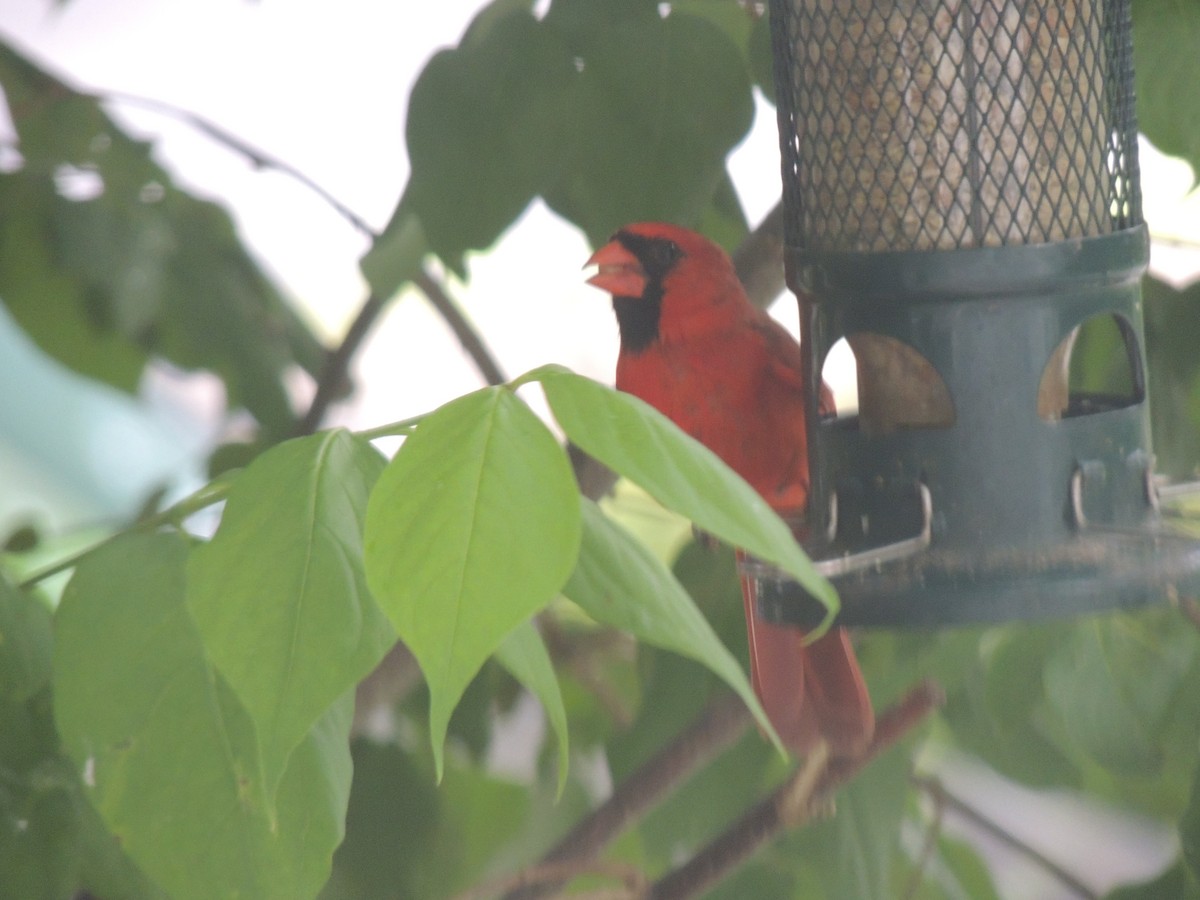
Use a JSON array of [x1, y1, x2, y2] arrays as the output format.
[[748, 0, 1200, 627]]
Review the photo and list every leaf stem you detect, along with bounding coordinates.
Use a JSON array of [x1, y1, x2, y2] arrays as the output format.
[[354, 414, 427, 442], [648, 680, 943, 900], [16, 476, 234, 589]]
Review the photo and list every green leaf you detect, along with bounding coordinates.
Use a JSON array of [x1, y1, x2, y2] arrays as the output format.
[[532, 365, 838, 619], [1133, 0, 1200, 177], [0, 575, 53, 702], [923, 834, 1002, 900], [542, 10, 754, 244], [1143, 277, 1200, 481], [54, 533, 353, 900], [1105, 859, 1200, 900], [321, 740, 441, 900], [564, 500, 778, 747], [1044, 616, 1199, 776], [403, 9, 576, 266], [187, 430, 395, 798], [0, 178, 146, 392], [493, 619, 570, 795], [1182, 761, 1200, 884], [363, 387, 581, 778], [359, 212, 429, 299]]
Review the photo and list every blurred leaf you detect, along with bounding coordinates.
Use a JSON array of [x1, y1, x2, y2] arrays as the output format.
[[320, 740, 439, 900], [432, 763, 532, 896], [541, 0, 658, 40], [55, 533, 353, 900], [694, 171, 751, 254], [748, 11, 776, 104], [937, 624, 1081, 789], [0, 43, 325, 438], [1105, 858, 1200, 900], [564, 500, 777, 747], [913, 833, 1002, 900], [493, 619, 570, 794], [533, 365, 839, 618], [187, 430, 395, 798], [1142, 277, 1200, 480], [3, 523, 42, 554], [363, 386, 581, 779], [359, 212, 428, 299], [1182, 760, 1200, 884], [1045, 615, 1199, 776], [402, 9, 575, 268], [393, 3, 755, 263], [0, 576, 52, 702], [1132, 0, 1200, 178], [0, 177, 147, 392], [542, 10, 754, 244]]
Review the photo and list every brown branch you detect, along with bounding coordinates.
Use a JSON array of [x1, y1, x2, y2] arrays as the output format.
[[503, 692, 753, 900], [648, 680, 944, 900], [294, 290, 388, 434], [413, 268, 509, 387], [732, 201, 786, 311], [910, 774, 1099, 900]]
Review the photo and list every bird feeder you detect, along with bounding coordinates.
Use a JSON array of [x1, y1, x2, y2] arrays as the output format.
[[748, 0, 1200, 627]]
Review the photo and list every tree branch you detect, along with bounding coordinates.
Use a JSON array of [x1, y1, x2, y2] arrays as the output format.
[[503, 692, 753, 900], [648, 680, 943, 900], [413, 268, 509, 387], [294, 268, 508, 435], [294, 290, 388, 435]]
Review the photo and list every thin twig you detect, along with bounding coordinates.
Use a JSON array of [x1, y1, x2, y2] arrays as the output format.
[[503, 692, 753, 900], [649, 680, 944, 900], [295, 290, 389, 435], [910, 775, 1099, 900], [413, 268, 508, 387], [103, 91, 376, 237]]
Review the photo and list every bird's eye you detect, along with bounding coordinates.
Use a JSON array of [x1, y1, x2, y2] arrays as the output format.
[[647, 240, 682, 272]]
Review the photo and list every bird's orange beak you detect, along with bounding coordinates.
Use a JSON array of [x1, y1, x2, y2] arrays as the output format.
[[585, 240, 646, 297]]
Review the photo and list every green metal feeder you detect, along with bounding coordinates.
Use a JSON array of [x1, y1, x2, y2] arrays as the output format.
[[749, 0, 1200, 628]]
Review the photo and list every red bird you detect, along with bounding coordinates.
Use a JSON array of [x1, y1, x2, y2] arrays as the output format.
[[585, 222, 874, 757]]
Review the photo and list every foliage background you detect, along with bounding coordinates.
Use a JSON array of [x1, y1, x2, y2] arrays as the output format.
[[2, 1, 1200, 898]]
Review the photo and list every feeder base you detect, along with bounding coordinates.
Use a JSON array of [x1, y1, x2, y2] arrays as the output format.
[[755, 524, 1200, 629]]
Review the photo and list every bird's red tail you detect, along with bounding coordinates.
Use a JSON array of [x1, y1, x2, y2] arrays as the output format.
[[739, 566, 875, 757]]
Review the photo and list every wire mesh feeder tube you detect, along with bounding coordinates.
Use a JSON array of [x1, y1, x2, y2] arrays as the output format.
[[750, 0, 1200, 627]]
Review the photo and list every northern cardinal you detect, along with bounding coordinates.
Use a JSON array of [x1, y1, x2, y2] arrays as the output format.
[[585, 222, 874, 757]]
